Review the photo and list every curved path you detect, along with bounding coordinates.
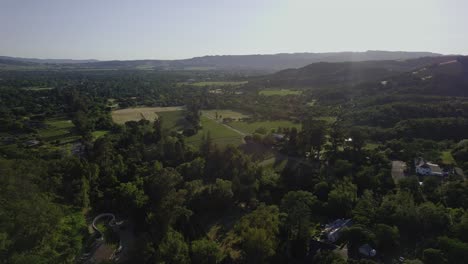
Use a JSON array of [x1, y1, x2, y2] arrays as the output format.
[[92, 213, 117, 239]]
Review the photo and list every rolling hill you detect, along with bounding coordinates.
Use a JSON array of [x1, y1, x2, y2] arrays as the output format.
[[0, 51, 441, 72], [261, 56, 459, 87]]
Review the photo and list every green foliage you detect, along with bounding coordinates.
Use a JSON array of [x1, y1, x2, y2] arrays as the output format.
[[312, 250, 346, 264], [437, 236, 468, 264], [191, 239, 224, 264], [423, 248, 447, 264], [233, 205, 280, 263], [327, 178, 357, 218], [156, 229, 190, 264]]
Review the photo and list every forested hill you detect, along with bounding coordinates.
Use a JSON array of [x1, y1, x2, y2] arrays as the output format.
[[262, 56, 459, 87], [383, 56, 468, 96], [0, 50, 441, 72]]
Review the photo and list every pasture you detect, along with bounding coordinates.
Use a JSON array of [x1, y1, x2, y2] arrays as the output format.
[[157, 110, 189, 131], [186, 116, 244, 147], [259, 89, 302, 96], [38, 118, 78, 143], [179, 81, 248, 87], [441, 151, 456, 165], [201, 109, 250, 120], [229, 120, 301, 134], [111, 106, 185, 124]]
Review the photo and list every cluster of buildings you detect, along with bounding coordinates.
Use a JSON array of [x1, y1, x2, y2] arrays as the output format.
[[392, 157, 466, 184], [312, 218, 377, 260], [414, 157, 444, 176]]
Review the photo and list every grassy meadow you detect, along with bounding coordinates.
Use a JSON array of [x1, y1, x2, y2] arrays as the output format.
[[187, 116, 244, 147], [178, 81, 248, 87], [201, 109, 250, 120], [111, 106, 185, 124], [229, 120, 301, 134], [259, 89, 302, 96]]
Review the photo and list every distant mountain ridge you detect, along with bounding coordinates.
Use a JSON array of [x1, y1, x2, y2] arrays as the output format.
[[0, 51, 442, 72], [260, 56, 460, 87], [0, 56, 99, 64]]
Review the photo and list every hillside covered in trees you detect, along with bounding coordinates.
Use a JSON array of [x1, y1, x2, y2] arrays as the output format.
[[1, 54, 468, 264]]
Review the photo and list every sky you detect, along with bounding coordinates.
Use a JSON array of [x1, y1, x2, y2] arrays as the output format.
[[1, 0, 467, 60]]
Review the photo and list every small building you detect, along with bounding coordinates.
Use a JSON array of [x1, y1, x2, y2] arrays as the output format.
[[322, 218, 352, 243], [414, 157, 442, 176]]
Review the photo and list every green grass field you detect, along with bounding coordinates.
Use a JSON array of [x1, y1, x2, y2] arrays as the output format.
[[21, 87, 54, 91], [38, 119, 77, 142], [187, 116, 244, 147], [179, 81, 248, 87], [157, 110, 189, 131], [313, 116, 337, 123], [229, 120, 301, 134], [92, 130, 109, 139], [201, 109, 250, 120], [259, 89, 302, 96], [441, 151, 456, 165]]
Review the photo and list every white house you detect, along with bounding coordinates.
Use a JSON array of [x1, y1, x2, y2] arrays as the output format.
[[415, 157, 443, 176]]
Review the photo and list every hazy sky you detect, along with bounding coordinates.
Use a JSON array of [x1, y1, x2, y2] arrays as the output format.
[[1, 0, 467, 60]]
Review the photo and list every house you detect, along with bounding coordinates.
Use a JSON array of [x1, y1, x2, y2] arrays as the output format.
[[414, 157, 443, 176], [322, 218, 352, 243]]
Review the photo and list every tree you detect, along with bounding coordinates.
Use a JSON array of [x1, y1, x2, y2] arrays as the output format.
[[332, 159, 353, 179], [312, 250, 346, 264], [191, 239, 224, 264], [153, 117, 162, 143], [200, 132, 213, 158], [303, 120, 327, 160], [373, 224, 400, 259], [329, 121, 345, 155], [313, 181, 330, 202], [353, 190, 378, 226], [340, 226, 373, 257], [437, 236, 468, 264], [234, 205, 280, 263], [156, 229, 190, 264], [280, 191, 321, 258], [327, 178, 357, 218], [348, 128, 367, 154], [423, 248, 447, 264], [418, 202, 449, 236], [144, 168, 192, 243], [453, 211, 468, 243]]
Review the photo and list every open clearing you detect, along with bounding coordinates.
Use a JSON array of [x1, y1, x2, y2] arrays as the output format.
[[38, 118, 78, 143], [178, 81, 248, 87], [187, 116, 244, 147], [259, 89, 302, 96], [314, 116, 337, 123], [111, 106, 185, 124], [21, 87, 54, 91], [230, 120, 301, 134], [441, 151, 456, 165], [201, 109, 250, 120], [157, 111, 189, 131]]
